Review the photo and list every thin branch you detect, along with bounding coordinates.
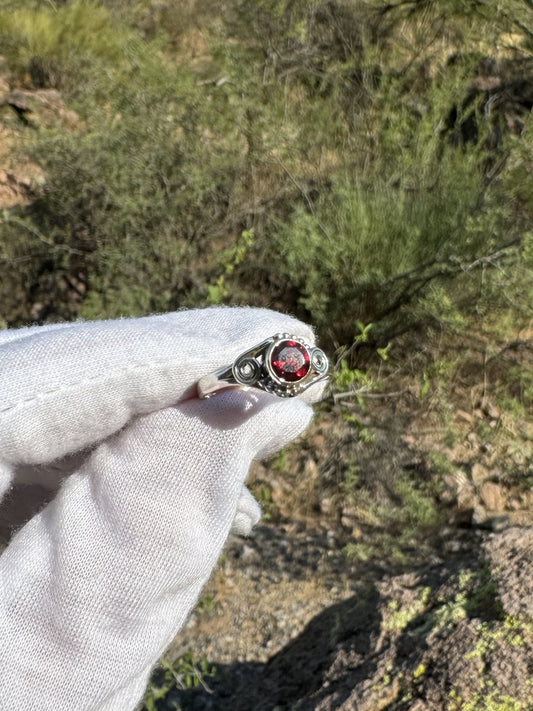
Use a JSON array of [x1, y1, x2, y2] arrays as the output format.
[[446, 239, 520, 274], [270, 155, 332, 241], [386, 256, 447, 285], [373, 268, 453, 324], [379, 0, 420, 16], [0, 216, 85, 256], [333, 386, 373, 402], [334, 387, 413, 403], [0, 254, 47, 265], [462, 245, 517, 273]]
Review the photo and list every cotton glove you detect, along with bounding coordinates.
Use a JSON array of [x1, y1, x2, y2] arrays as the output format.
[[0, 308, 319, 710]]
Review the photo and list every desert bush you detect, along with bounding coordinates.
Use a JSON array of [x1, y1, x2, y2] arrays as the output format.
[[272, 150, 502, 346], [0, 1, 249, 322], [1, 0, 533, 343], [345, 469, 445, 567], [1, 106, 241, 321], [214, 0, 533, 349], [0, 0, 136, 90]]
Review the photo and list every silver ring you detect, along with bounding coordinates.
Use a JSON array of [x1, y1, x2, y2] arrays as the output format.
[[197, 333, 329, 399]]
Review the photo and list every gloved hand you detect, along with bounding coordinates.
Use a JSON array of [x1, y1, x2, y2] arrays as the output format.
[[0, 307, 321, 710]]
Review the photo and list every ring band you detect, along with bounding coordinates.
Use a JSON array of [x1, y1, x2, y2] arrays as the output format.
[[197, 333, 329, 399]]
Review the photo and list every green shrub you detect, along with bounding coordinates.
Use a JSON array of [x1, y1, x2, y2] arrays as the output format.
[[1, 0, 533, 341], [0, 0, 136, 90], [209, 0, 533, 348], [0, 1, 246, 322], [143, 652, 216, 710], [345, 468, 444, 567]]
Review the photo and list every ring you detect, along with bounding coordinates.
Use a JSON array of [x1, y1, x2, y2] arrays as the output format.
[[197, 333, 329, 399]]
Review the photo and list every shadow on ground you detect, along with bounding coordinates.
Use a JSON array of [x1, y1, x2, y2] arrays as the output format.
[[150, 527, 533, 711], [154, 580, 382, 711]]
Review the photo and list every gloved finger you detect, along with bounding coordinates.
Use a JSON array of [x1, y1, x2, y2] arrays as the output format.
[[0, 307, 316, 484], [230, 485, 261, 536], [0, 389, 312, 709], [297, 377, 329, 406]]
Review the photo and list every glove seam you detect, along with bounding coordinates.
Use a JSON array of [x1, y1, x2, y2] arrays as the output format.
[[0, 357, 190, 415]]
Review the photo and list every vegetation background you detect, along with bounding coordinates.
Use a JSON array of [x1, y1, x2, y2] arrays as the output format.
[[1, 1, 533, 709]]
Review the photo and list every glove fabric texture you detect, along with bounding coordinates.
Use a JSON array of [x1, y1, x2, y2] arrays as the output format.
[[0, 308, 318, 710]]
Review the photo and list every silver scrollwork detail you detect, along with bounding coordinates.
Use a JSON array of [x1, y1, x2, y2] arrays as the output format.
[[233, 356, 261, 386]]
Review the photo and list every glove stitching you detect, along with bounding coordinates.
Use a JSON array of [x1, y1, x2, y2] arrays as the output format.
[[0, 357, 188, 415]]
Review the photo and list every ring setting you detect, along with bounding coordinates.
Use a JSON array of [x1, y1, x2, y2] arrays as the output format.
[[198, 333, 329, 399]]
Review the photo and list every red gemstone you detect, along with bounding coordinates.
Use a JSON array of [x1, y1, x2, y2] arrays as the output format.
[[270, 340, 310, 382]]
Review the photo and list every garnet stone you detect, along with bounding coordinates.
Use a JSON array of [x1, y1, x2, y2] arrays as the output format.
[[270, 340, 310, 382]]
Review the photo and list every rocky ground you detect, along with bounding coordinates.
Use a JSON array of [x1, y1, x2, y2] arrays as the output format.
[[154, 519, 533, 710]]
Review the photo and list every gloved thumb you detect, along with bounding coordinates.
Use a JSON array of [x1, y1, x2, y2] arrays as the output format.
[[231, 486, 261, 536]]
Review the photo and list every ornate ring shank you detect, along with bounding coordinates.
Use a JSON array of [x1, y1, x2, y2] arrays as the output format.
[[197, 333, 329, 399]]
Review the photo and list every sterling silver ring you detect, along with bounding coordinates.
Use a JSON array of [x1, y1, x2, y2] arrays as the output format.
[[197, 333, 329, 399]]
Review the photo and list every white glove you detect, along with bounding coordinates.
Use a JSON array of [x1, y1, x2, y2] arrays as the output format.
[[0, 308, 319, 710]]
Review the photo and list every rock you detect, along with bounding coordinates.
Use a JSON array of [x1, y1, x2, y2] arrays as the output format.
[[482, 401, 501, 421], [480, 480, 508, 512], [319, 496, 335, 516], [505, 511, 533, 527], [472, 504, 490, 527], [471, 462, 489, 485], [7, 88, 61, 112], [440, 474, 458, 504], [3, 88, 80, 129], [484, 527, 533, 619], [240, 544, 259, 563], [456, 477, 476, 511], [467, 431, 479, 446], [0, 163, 45, 210], [473, 507, 512, 531], [456, 409, 475, 423], [303, 458, 320, 481]]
